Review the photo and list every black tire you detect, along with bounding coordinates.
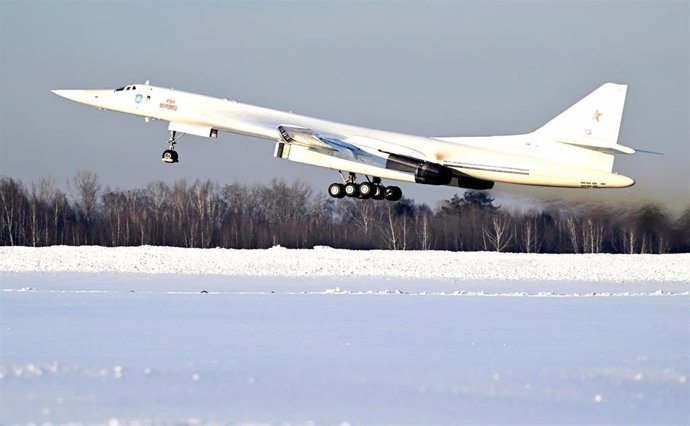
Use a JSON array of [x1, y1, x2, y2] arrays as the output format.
[[384, 186, 402, 201], [372, 185, 386, 200], [328, 183, 345, 198], [358, 182, 373, 199], [162, 150, 178, 163], [344, 182, 359, 197]]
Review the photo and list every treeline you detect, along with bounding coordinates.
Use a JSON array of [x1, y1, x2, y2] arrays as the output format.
[[1, 172, 689, 253]]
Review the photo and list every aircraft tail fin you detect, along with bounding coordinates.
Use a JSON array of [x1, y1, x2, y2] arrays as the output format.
[[535, 83, 634, 154]]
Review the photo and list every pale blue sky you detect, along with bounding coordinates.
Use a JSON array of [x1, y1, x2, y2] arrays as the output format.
[[1, 0, 688, 211]]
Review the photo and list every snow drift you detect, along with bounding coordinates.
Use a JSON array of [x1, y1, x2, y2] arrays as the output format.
[[1, 246, 688, 283]]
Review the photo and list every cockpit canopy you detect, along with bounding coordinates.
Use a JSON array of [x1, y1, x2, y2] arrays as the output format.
[[114, 84, 137, 92]]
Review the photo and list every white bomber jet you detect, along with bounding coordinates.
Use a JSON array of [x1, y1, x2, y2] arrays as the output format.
[[52, 82, 635, 201]]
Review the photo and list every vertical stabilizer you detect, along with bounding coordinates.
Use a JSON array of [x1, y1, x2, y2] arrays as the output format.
[[536, 83, 632, 153]]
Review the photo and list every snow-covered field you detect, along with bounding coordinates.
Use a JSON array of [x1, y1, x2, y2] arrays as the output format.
[[3, 246, 690, 283], [1, 247, 689, 425]]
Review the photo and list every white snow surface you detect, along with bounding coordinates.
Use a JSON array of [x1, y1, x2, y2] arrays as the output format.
[[1, 246, 689, 282], [1, 247, 689, 425]]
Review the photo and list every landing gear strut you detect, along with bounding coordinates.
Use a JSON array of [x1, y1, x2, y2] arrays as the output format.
[[327, 173, 402, 201], [162, 130, 180, 163]]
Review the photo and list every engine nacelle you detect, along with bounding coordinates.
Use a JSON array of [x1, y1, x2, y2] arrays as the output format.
[[457, 176, 495, 190], [414, 161, 454, 185], [386, 154, 454, 185]]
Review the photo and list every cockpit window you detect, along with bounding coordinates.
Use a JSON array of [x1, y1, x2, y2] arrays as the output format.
[[115, 84, 136, 92]]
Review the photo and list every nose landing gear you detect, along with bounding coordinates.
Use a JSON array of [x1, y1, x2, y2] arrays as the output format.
[[162, 130, 181, 163], [327, 173, 402, 201]]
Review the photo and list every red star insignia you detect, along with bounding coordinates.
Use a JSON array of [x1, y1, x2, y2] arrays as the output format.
[[592, 109, 603, 122]]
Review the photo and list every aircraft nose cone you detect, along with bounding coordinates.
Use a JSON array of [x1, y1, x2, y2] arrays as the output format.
[[52, 89, 93, 103], [52, 89, 76, 100], [52, 89, 111, 107]]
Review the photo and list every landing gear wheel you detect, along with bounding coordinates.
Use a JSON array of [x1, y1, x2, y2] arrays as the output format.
[[384, 186, 402, 201], [162, 130, 181, 163], [162, 149, 178, 163], [372, 185, 386, 200], [344, 182, 359, 197], [358, 182, 374, 199], [328, 183, 346, 199]]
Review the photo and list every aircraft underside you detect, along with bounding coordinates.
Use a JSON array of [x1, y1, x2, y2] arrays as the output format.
[[161, 129, 407, 201]]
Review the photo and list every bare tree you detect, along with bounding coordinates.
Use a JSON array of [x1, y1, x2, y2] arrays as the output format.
[[51, 189, 68, 245], [519, 215, 541, 253], [482, 213, 513, 252], [581, 217, 604, 253], [102, 189, 122, 245], [563, 215, 580, 253], [190, 180, 219, 248], [29, 181, 40, 247], [620, 226, 639, 254], [381, 202, 400, 250], [69, 171, 101, 244], [170, 180, 191, 247], [344, 198, 380, 237], [416, 209, 433, 250], [36, 176, 59, 246], [657, 235, 671, 254], [147, 181, 171, 244], [0, 178, 24, 246]]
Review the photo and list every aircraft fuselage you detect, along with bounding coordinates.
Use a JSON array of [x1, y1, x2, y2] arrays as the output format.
[[52, 82, 636, 195]]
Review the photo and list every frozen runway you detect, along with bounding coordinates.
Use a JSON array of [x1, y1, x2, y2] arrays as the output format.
[[1, 248, 689, 424]]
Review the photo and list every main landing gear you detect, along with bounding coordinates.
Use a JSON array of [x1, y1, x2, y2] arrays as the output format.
[[162, 130, 181, 163], [328, 173, 402, 201]]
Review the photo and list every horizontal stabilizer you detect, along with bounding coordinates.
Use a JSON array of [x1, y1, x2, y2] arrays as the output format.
[[632, 148, 663, 155]]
